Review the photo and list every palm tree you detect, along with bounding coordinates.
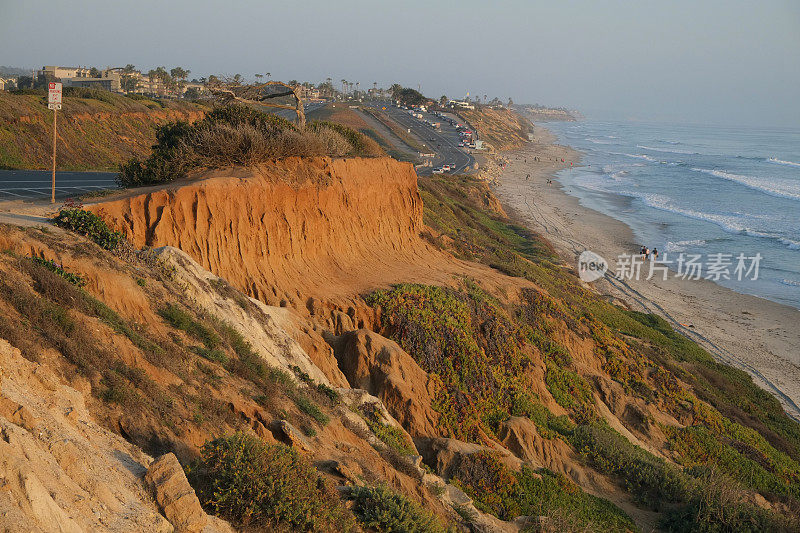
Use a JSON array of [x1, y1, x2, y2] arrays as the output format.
[[255, 74, 263, 83], [265, 72, 271, 80]]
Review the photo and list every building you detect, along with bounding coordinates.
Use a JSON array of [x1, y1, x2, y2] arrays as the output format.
[[449, 100, 475, 110], [0, 79, 5, 91], [40, 66, 92, 80], [38, 66, 122, 92], [62, 69, 121, 92], [296, 85, 321, 101]]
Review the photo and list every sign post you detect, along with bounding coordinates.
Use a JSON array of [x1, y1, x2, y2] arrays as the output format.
[[48, 82, 62, 203]]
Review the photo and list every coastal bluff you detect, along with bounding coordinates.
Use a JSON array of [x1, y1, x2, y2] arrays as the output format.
[[89, 157, 452, 303]]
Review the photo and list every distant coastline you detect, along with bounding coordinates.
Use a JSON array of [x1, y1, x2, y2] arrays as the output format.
[[495, 124, 800, 420]]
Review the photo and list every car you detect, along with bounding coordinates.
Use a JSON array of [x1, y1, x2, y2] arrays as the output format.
[[432, 167, 445, 174]]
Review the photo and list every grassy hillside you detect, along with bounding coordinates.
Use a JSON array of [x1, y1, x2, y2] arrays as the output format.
[[412, 174, 800, 530], [0, 89, 207, 170], [2, 155, 799, 530]]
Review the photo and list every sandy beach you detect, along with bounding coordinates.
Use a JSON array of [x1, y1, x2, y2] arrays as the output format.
[[495, 125, 800, 420]]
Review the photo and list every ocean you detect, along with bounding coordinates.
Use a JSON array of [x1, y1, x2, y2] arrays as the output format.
[[546, 120, 800, 309]]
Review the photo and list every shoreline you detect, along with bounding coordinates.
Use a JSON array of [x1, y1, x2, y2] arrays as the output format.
[[493, 124, 800, 420]]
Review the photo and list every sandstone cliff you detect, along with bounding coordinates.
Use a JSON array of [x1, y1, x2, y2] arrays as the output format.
[[89, 157, 479, 304]]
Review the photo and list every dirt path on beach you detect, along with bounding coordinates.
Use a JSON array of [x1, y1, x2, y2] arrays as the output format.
[[495, 126, 800, 420]]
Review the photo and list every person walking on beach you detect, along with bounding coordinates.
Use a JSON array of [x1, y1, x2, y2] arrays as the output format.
[[640, 245, 647, 259], [645, 247, 651, 260], [652, 248, 659, 260]]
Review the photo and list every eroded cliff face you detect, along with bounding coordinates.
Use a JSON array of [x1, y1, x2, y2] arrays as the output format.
[[90, 157, 465, 304]]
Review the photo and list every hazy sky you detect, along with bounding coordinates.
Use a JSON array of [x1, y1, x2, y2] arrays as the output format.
[[2, 0, 798, 126]]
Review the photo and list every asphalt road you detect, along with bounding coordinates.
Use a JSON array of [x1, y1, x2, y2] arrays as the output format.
[[0, 169, 118, 201], [369, 104, 476, 175]]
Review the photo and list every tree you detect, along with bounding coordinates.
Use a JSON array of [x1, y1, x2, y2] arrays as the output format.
[[184, 87, 201, 100], [170, 67, 189, 80], [390, 84, 403, 100], [89, 67, 101, 78], [16, 75, 34, 89], [254, 74, 263, 83], [390, 85, 426, 107], [439, 95, 448, 106], [121, 75, 138, 93], [170, 67, 190, 92], [508, 97, 514, 107], [120, 64, 138, 93]]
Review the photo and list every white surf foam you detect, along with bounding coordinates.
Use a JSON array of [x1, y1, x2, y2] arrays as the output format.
[[637, 145, 698, 155], [768, 157, 800, 168], [691, 168, 800, 201], [665, 239, 707, 253]]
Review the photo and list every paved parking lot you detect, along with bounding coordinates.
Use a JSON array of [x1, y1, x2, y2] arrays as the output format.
[[0, 170, 118, 201]]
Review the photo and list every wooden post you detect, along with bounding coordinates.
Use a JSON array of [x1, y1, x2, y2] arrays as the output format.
[[51, 107, 57, 203]]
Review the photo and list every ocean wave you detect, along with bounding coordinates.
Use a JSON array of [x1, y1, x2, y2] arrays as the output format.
[[780, 278, 800, 287], [691, 168, 800, 201], [665, 239, 707, 252], [609, 151, 658, 162], [587, 138, 615, 145], [780, 238, 800, 250], [637, 145, 698, 155], [768, 157, 800, 168], [622, 192, 797, 249]]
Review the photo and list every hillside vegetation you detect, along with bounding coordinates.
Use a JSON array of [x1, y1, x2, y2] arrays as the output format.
[[1, 136, 799, 531], [0, 89, 206, 170], [118, 104, 383, 186]]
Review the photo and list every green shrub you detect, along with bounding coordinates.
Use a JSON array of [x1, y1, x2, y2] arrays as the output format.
[[158, 304, 220, 348], [30, 257, 86, 287], [52, 208, 122, 250], [187, 434, 356, 531], [348, 485, 447, 533], [544, 359, 595, 422], [317, 382, 341, 404], [63, 86, 116, 103], [193, 346, 228, 365], [291, 392, 329, 426], [367, 282, 525, 441], [451, 451, 635, 531], [571, 422, 692, 508], [360, 403, 415, 455]]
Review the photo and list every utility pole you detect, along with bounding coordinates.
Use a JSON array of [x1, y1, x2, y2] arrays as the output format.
[[51, 108, 57, 203], [47, 82, 62, 203]]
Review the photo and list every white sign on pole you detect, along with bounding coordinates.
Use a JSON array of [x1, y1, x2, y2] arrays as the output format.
[[48, 82, 62, 105], [48, 103, 62, 110]]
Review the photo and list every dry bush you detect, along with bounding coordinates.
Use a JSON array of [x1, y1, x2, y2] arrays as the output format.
[[264, 129, 326, 158], [309, 127, 353, 157], [182, 123, 271, 167], [358, 134, 384, 157]]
